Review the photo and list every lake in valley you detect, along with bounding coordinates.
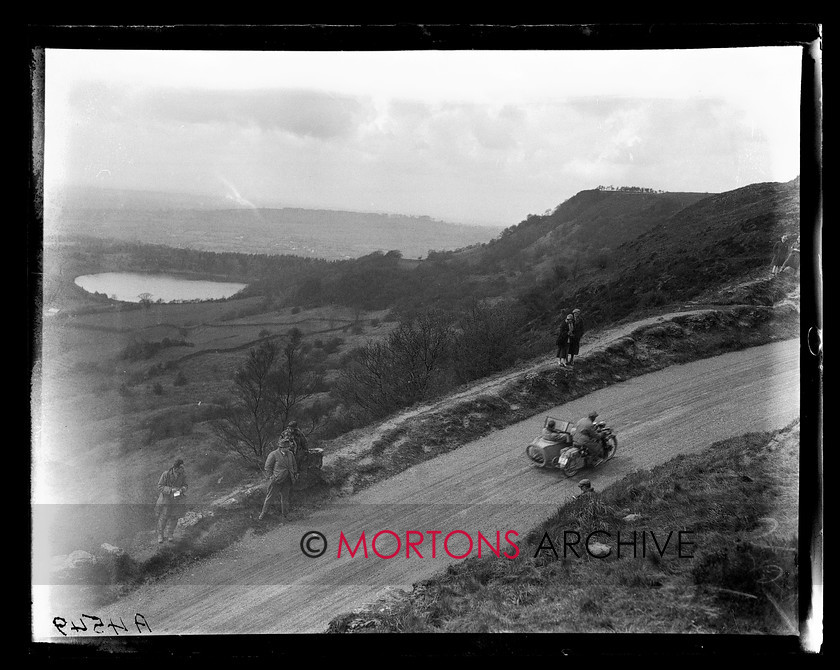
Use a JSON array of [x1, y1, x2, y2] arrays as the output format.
[[74, 272, 248, 303]]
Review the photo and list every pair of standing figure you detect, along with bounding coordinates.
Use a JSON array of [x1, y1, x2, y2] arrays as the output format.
[[258, 433, 301, 521], [556, 309, 585, 367]]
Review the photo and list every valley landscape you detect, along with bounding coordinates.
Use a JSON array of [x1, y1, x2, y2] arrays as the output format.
[[29, 40, 819, 657]]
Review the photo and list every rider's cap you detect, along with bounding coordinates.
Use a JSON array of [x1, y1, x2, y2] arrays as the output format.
[[573, 308, 581, 314], [579, 479, 592, 488], [588, 411, 599, 419], [547, 419, 555, 427], [566, 313, 574, 319], [173, 458, 184, 468], [288, 421, 298, 428]]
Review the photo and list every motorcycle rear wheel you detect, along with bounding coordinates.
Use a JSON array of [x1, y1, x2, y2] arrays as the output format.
[[563, 463, 582, 477], [603, 435, 618, 460]]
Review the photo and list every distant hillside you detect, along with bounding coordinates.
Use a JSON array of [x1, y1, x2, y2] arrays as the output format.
[[49, 179, 800, 336], [462, 188, 711, 280], [519, 177, 801, 331], [259, 178, 799, 327], [46, 188, 503, 261]]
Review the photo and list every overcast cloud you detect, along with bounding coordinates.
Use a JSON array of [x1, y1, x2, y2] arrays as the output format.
[[43, 48, 803, 227]]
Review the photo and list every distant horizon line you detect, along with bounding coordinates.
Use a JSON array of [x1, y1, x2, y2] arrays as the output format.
[[45, 183, 510, 229], [43, 175, 800, 230]]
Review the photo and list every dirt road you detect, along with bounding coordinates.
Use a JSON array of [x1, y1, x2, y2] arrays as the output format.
[[35, 338, 799, 637]]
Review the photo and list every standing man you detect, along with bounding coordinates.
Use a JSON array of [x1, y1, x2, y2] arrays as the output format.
[[282, 420, 308, 456], [780, 235, 801, 275], [770, 234, 791, 277], [569, 308, 586, 366], [259, 438, 299, 521], [577, 479, 595, 498], [155, 458, 188, 543]]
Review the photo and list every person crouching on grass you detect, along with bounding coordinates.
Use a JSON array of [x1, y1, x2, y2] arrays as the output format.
[[259, 438, 299, 521], [577, 479, 595, 497]]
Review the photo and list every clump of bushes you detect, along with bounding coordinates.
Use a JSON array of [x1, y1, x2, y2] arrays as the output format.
[[143, 409, 194, 444], [121, 337, 193, 361]]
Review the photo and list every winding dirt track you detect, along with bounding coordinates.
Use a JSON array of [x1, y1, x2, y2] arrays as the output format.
[[35, 338, 799, 637]]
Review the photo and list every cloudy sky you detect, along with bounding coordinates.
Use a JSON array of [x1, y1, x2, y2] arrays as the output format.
[[43, 47, 803, 227]]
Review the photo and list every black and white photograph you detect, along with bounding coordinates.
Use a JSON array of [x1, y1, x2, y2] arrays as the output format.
[[28, 24, 822, 656]]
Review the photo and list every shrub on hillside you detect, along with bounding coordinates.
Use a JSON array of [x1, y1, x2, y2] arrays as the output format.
[[144, 410, 194, 444], [121, 337, 193, 361], [323, 337, 344, 354], [193, 449, 227, 476]]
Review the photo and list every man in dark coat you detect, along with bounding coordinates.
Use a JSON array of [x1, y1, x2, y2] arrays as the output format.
[[259, 438, 299, 520], [282, 420, 308, 455], [155, 458, 188, 543], [771, 235, 791, 277], [780, 235, 800, 275], [569, 308, 586, 366]]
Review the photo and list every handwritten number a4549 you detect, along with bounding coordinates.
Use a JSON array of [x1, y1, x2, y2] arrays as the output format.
[[52, 614, 149, 636]]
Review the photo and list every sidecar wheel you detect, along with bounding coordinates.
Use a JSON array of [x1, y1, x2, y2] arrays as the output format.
[[526, 444, 545, 466]]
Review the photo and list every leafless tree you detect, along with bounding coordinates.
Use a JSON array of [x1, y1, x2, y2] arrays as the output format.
[[333, 310, 454, 420], [211, 336, 323, 469]]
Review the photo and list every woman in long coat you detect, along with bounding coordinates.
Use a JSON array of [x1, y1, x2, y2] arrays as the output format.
[[556, 313, 575, 367]]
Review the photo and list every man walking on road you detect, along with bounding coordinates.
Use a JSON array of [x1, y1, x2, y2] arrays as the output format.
[[259, 438, 299, 521]]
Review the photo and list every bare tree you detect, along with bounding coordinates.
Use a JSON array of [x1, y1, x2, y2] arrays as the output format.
[[212, 334, 324, 469], [388, 310, 454, 403], [333, 340, 400, 419], [274, 328, 320, 426], [333, 309, 454, 420], [450, 300, 522, 384], [211, 341, 284, 469]]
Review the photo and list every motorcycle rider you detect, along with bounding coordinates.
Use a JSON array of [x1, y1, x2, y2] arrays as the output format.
[[573, 411, 604, 462]]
